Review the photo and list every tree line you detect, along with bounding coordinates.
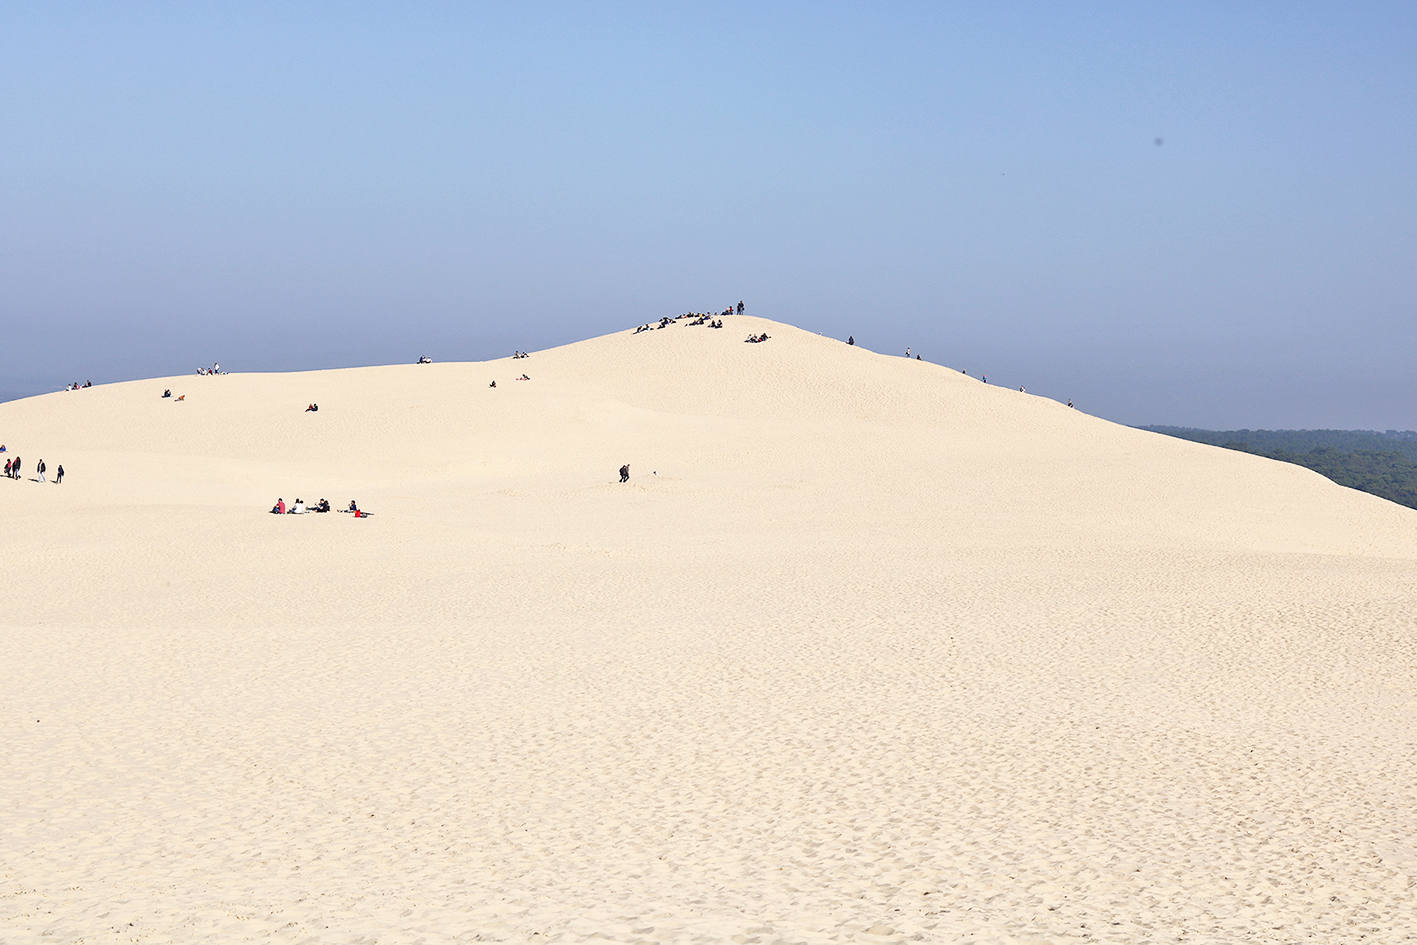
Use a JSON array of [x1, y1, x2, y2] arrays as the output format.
[[1138, 426, 1417, 511]]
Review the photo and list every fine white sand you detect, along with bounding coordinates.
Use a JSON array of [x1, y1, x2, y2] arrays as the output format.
[[3, 317, 1416, 944]]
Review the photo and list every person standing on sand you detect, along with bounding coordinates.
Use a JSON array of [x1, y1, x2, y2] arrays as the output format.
[[906, 347, 911, 358], [56, 465, 64, 484], [36, 459, 45, 483], [11, 457, 19, 480]]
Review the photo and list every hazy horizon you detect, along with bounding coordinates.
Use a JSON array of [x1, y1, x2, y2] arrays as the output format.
[[3, 3, 1413, 430]]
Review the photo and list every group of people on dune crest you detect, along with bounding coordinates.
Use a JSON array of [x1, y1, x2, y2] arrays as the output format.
[[634, 300, 742, 335]]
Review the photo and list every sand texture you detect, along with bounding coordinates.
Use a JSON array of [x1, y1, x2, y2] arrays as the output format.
[[3, 317, 1416, 944]]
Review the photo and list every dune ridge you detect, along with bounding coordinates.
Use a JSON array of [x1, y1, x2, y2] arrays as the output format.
[[3, 317, 1416, 943]]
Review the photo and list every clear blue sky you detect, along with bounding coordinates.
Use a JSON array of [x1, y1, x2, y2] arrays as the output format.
[[3, 2, 1413, 428]]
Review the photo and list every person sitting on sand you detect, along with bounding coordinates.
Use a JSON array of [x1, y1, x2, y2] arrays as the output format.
[[306, 403, 318, 412], [162, 389, 171, 398], [619, 464, 630, 483], [291, 498, 306, 514], [348, 500, 358, 513], [176, 394, 185, 401], [272, 498, 286, 514], [3, 459, 10, 479], [489, 380, 496, 387], [316, 498, 330, 512]]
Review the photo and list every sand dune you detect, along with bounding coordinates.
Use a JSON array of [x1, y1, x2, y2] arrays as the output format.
[[3, 317, 1416, 943]]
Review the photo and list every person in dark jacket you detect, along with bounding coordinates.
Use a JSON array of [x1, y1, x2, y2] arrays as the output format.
[[56, 465, 64, 484], [619, 464, 630, 483], [36, 459, 45, 483]]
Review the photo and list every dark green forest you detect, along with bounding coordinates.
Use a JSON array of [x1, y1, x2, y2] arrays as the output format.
[[1139, 426, 1417, 511]]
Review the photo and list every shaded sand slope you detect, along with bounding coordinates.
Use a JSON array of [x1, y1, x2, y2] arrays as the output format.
[[3, 318, 1417, 943]]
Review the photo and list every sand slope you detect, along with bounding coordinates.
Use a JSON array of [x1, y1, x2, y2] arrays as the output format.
[[2, 317, 1416, 943]]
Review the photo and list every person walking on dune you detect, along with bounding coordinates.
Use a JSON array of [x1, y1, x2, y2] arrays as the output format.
[[36, 459, 45, 483], [619, 464, 630, 483], [56, 464, 65, 484]]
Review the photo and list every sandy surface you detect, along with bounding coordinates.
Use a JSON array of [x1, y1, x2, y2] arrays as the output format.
[[2, 317, 1416, 944]]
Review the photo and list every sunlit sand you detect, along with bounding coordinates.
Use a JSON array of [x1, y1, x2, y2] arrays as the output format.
[[3, 317, 1415, 943]]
